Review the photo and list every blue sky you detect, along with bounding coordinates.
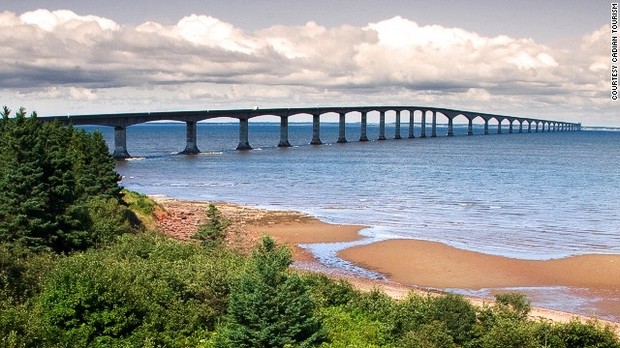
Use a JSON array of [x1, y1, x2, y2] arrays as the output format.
[[0, 1, 616, 125]]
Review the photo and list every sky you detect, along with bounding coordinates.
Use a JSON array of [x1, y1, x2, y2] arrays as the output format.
[[0, 1, 616, 126]]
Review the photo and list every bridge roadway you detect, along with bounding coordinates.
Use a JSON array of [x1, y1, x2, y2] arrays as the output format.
[[40, 106, 581, 159]]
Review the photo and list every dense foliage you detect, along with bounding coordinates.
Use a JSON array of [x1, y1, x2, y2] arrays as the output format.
[[0, 107, 618, 347], [1, 222, 619, 348], [0, 107, 128, 253]]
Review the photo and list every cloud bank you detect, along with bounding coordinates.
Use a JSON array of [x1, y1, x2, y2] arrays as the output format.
[[0, 9, 613, 125]]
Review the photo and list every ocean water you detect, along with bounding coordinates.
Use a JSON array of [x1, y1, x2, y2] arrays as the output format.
[[87, 122, 619, 259], [82, 122, 620, 319]]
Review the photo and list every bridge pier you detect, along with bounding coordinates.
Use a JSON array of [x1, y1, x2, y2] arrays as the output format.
[[360, 112, 369, 141], [420, 111, 427, 138], [236, 118, 252, 150], [408, 110, 415, 138], [447, 117, 454, 136], [519, 121, 523, 133], [278, 117, 291, 147], [535, 123, 539, 132], [180, 121, 200, 154], [431, 111, 437, 137], [112, 126, 131, 159], [311, 114, 322, 145], [467, 118, 474, 135], [394, 110, 401, 139], [483, 119, 489, 135], [497, 120, 503, 134], [508, 121, 513, 134], [337, 112, 347, 143], [378, 111, 386, 140]]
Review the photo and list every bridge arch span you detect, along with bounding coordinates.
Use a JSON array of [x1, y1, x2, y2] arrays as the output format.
[[39, 106, 579, 159]]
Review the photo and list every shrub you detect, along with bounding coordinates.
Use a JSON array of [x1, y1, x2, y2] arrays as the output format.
[[554, 319, 620, 348], [36, 233, 244, 347], [391, 292, 433, 337], [347, 288, 397, 322], [494, 292, 531, 320], [0, 244, 57, 305], [478, 317, 538, 348], [402, 321, 456, 348], [302, 273, 358, 308], [426, 294, 477, 345], [319, 306, 388, 348]]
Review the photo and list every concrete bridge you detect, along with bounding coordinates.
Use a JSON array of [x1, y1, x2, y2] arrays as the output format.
[[41, 106, 581, 159]]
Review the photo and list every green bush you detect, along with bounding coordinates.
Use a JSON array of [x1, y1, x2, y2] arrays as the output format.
[[302, 273, 358, 308], [36, 233, 244, 347], [0, 244, 57, 305], [390, 292, 433, 337], [426, 294, 477, 345], [347, 288, 397, 323], [319, 306, 389, 348], [553, 319, 620, 348], [402, 321, 455, 348], [478, 317, 538, 348], [494, 292, 531, 320]]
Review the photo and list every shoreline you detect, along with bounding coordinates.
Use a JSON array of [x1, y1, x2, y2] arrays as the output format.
[[153, 197, 620, 327]]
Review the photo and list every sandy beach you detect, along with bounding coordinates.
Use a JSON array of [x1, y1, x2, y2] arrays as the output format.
[[153, 197, 620, 327]]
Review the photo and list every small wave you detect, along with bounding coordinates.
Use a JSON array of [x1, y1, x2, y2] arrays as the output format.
[[200, 151, 224, 156]]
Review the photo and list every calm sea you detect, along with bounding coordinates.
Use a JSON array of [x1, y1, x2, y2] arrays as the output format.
[[82, 122, 620, 318]]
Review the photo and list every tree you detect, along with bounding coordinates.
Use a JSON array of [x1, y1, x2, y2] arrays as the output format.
[[0, 107, 127, 253], [215, 236, 325, 347], [192, 204, 229, 248]]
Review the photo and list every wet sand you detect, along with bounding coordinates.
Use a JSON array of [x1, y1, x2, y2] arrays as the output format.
[[338, 239, 620, 290], [339, 240, 620, 322], [154, 198, 620, 327]]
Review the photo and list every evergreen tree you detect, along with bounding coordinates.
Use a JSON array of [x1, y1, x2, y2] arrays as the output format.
[[0, 107, 127, 253], [0, 108, 55, 251], [216, 236, 325, 348], [192, 204, 229, 248]]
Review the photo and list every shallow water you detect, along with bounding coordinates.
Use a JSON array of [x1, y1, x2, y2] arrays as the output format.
[[82, 122, 620, 320]]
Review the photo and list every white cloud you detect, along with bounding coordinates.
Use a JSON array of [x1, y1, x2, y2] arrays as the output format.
[[68, 87, 97, 101], [0, 10, 615, 125], [19, 9, 119, 31]]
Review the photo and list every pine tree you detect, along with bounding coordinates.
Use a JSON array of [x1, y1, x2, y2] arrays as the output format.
[[192, 204, 229, 248], [0, 107, 127, 253], [0, 108, 55, 251], [216, 236, 325, 348]]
